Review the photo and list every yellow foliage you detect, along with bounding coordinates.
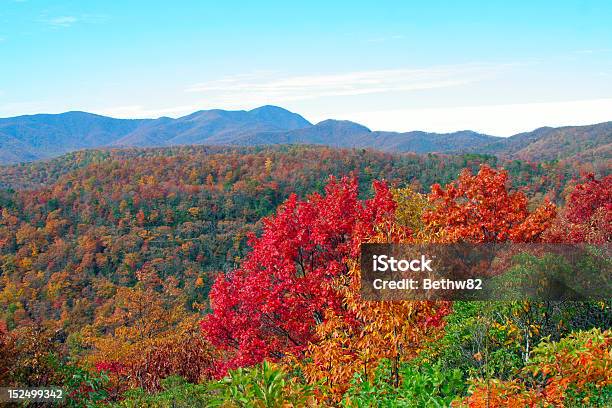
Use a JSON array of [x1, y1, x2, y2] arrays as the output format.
[[392, 187, 429, 233], [265, 157, 273, 174]]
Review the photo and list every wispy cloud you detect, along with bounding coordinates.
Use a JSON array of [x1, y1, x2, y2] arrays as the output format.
[[40, 13, 108, 29], [186, 64, 508, 105], [47, 16, 78, 28]]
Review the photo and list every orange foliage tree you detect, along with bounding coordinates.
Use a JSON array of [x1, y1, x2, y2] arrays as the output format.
[[81, 276, 215, 391], [423, 165, 556, 243]]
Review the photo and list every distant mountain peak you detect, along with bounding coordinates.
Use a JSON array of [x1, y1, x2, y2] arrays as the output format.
[[249, 105, 291, 113], [247, 105, 311, 129], [315, 119, 371, 133]]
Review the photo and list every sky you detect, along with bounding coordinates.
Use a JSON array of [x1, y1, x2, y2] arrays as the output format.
[[1, 0, 611, 136]]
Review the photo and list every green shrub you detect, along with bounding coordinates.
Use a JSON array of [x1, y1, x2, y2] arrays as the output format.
[[112, 376, 212, 408], [343, 360, 466, 407], [114, 362, 315, 408], [209, 361, 314, 407]]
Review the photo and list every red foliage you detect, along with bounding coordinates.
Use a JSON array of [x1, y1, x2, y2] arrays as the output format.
[[544, 174, 611, 243], [200, 177, 396, 374], [565, 174, 611, 224], [95, 361, 126, 375], [94, 333, 214, 392]]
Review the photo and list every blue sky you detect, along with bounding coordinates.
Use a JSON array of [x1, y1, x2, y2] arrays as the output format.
[[1, 0, 611, 135]]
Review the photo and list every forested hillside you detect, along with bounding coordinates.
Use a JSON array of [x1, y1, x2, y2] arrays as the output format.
[[0, 146, 558, 331], [0, 145, 609, 406], [474, 122, 612, 165]]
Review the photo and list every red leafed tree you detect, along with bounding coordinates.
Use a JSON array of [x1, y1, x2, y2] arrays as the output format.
[[423, 165, 556, 243], [565, 174, 611, 224], [544, 174, 611, 243], [200, 177, 396, 374]]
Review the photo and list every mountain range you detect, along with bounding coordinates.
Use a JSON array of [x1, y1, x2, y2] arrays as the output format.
[[0, 105, 610, 164]]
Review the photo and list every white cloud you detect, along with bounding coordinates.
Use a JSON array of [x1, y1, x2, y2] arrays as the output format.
[[186, 64, 508, 106], [327, 98, 612, 136], [47, 16, 78, 28]]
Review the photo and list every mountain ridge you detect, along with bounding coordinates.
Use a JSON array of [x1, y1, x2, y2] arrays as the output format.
[[0, 105, 610, 164]]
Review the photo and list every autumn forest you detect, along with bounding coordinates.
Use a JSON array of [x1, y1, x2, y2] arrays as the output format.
[[0, 144, 610, 407]]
